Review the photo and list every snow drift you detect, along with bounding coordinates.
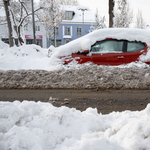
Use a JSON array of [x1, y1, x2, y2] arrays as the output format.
[[1, 101, 150, 150]]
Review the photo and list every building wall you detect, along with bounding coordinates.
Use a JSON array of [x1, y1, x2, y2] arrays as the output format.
[[24, 22, 47, 48], [51, 23, 95, 47]]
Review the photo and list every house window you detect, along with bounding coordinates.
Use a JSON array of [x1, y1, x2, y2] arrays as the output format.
[[36, 26, 40, 31], [77, 27, 82, 36], [64, 11, 74, 20], [65, 26, 71, 35], [65, 39, 70, 44], [24, 25, 28, 31], [51, 40, 62, 47], [55, 27, 59, 36]]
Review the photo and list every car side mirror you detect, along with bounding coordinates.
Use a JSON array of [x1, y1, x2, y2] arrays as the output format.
[[83, 50, 89, 54]]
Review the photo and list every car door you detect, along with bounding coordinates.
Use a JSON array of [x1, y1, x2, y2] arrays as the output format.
[[71, 52, 91, 64], [123, 41, 147, 64], [91, 40, 125, 65]]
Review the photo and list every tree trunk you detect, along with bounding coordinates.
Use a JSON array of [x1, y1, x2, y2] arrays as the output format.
[[109, 0, 115, 28], [18, 26, 24, 45], [3, 0, 14, 47]]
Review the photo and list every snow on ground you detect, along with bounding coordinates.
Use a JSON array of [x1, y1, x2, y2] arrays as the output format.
[[1, 101, 150, 150], [0, 36, 150, 89], [1, 29, 150, 150], [0, 43, 49, 70]]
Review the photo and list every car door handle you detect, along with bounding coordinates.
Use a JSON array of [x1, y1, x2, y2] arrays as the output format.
[[118, 56, 124, 59]]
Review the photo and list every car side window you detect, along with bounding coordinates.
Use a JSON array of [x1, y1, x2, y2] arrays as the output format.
[[127, 41, 146, 52], [91, 40, 123, 53]]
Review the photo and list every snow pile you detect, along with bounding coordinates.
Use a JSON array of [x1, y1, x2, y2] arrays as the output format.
[[0, 44, 48, 57], [140, 48, 150, 62], [0, 64, 150, 89], [1, 101, 150, 150], [0, 44, 49, 70], [0, 40, 9, 50]]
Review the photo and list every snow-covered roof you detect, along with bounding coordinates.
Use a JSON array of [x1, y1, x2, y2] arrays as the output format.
[[61, 5, 96, 23], [50, 28, 150, 60]]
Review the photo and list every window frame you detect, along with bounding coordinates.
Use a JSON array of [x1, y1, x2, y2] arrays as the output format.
[[65, 39, 70, 44], [90, 39, 124, 53], [38, 26, 40, 31], [24, 25, 28, 31], [51, 40, 62, 47], [90, 39, 146, 54], [65, 26, 71, 35], [64, 11, 73, 20], [35, 26, 40, 31], [55, 27, 59, 36], [76, 27, 82, 36], [124, 41, 146, 53]]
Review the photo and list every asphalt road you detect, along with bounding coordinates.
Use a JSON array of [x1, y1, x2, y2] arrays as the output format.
[[0, 89, 150, 114]]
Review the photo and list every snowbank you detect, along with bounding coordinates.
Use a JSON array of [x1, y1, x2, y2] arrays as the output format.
[[0, 63, 150, 89], [0, 40, 9, 50], [0, 44, 49, 70], [1, 101, 150, 150]]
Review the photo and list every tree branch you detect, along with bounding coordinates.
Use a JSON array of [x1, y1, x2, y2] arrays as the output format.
[[18, 0, 29, 16], [18, 7, 42, 28]]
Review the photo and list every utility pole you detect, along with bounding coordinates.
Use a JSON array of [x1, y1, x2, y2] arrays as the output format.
[[31, 0, 36, 44], [79, 8, 87, 36]]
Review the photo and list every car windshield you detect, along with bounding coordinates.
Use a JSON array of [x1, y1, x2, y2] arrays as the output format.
[[91, 40, 124, 53]]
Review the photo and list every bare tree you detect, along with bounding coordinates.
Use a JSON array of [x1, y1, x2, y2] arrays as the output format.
[[9, 0, 42, 45], [39, 0, 64, 47], [95, 8, 107, 29], [3, 0, 14, 47], [135, 9, 145, 29], [109, 0, 114, 28], [113, 0, 133, 28], [58, 0, 79, 6], [1, 0, 42, 45]]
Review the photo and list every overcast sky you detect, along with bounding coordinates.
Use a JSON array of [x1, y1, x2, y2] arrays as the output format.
[[78, 0, 150, 26]]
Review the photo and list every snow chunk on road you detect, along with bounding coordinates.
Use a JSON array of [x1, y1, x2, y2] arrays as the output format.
[[1, 101, 150, 150]]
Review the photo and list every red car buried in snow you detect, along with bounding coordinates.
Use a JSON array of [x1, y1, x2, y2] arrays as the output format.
[[64, 38, 150, 65]]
